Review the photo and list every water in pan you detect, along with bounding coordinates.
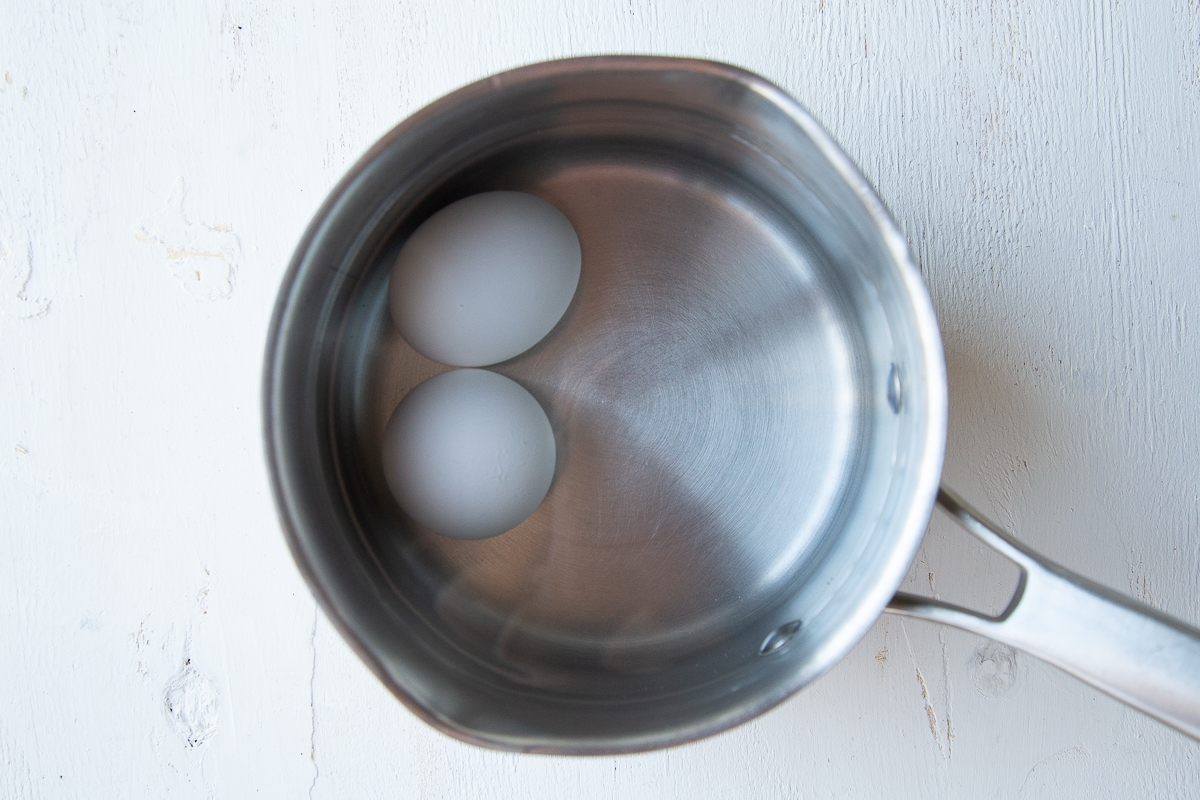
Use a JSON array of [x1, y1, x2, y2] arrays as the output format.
[[352, 152, 865, 677]]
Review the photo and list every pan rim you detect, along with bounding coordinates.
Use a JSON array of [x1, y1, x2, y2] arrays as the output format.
[[262, 54, 948, 755]]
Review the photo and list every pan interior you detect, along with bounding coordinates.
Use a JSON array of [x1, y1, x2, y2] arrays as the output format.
[[356, 148, 863, 676], [273, 59, 941, 753]]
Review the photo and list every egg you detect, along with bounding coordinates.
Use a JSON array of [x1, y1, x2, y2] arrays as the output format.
[[381, 369, 556, 540], [388, 191, 582, 367]]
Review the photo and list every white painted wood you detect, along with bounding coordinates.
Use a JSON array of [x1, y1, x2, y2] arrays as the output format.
[[2, 1, 1198, 796]]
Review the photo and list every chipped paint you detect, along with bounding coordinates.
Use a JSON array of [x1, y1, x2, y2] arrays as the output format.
[[915, 667, 941, 749], [164, 662, 219, 749], [0, 239, 50, 319], [970, 641, 1021, 699], [136, 181, 241, 302]]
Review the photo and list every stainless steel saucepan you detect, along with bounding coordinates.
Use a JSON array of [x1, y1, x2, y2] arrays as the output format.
[[263, 56, 1200, 753]]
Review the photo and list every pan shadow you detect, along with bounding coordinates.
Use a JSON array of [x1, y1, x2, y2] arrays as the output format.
[[896, 334, 1046, 617]]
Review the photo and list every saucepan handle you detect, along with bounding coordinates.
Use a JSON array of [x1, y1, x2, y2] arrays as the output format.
[[886, 487, 1200, 741]]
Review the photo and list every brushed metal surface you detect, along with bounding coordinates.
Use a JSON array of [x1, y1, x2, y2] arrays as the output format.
[[264, 57, 947, 753], [365, 160, 858, 666]]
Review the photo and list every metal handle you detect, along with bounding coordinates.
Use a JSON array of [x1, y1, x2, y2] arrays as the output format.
[[887, 486, 1200, 741]]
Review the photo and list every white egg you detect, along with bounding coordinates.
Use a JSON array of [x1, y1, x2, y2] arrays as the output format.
[[388, 191, 581, 367], [381, 369, 556, 540]]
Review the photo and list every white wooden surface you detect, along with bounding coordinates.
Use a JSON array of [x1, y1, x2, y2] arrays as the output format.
[[3, 1, 1199, 797]]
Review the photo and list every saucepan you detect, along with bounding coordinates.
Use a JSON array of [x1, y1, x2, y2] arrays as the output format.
[[263, 56, 1200, 753]]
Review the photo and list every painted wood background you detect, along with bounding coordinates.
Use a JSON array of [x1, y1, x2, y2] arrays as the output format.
[[2, 1, 1198, 796]]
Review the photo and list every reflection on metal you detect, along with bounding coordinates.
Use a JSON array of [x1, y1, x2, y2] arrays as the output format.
[[264, 56, 947, 754]]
